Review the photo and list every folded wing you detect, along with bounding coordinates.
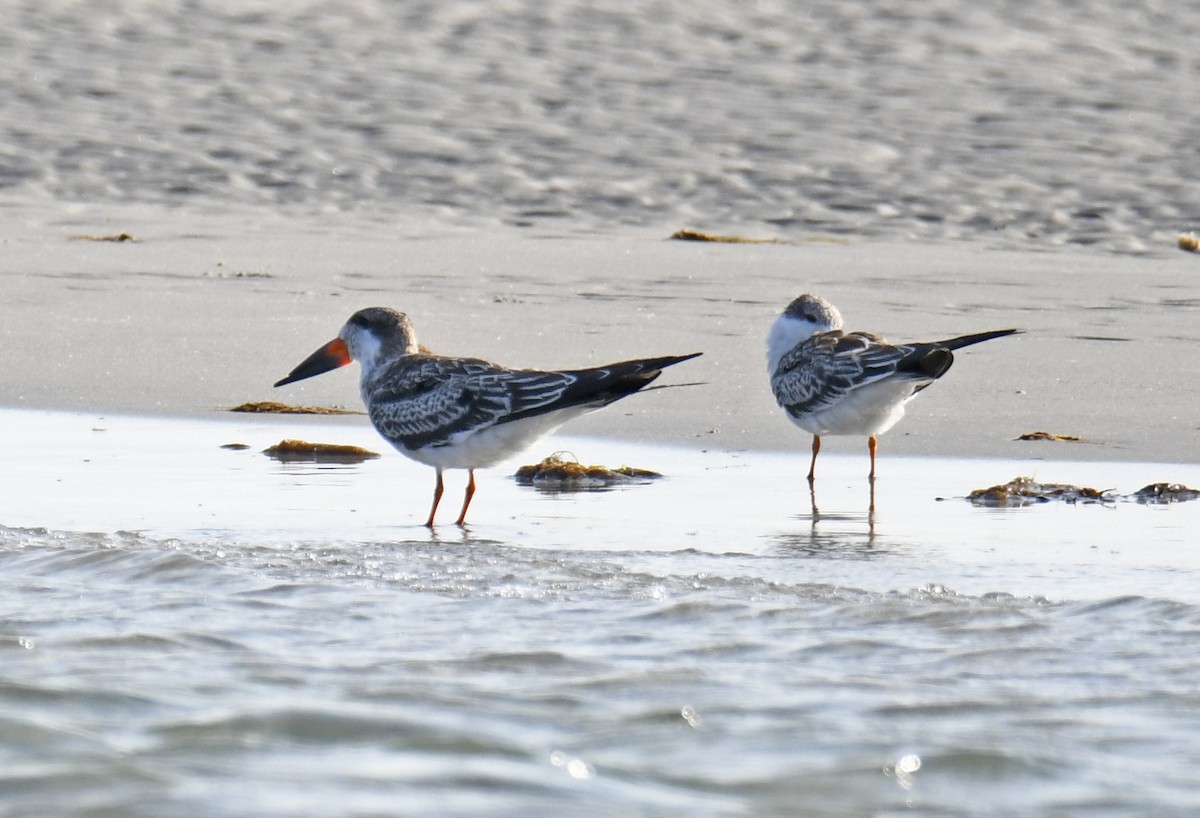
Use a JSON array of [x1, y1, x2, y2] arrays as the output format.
[[772, 332, 942, 417], [369, 353, 700, 450]]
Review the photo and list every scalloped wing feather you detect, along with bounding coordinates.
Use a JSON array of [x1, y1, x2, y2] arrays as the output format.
[[367, 357, 576, 451], [771, 331, 912, 417]]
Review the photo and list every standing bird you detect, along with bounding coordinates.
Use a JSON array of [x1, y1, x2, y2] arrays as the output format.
[[275, 307, 701, 527], [767, 293, 1018, 481]]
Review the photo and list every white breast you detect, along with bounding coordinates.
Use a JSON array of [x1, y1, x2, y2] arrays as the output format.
[[384, 405, 598, 470], [787, 376, 929, 437]]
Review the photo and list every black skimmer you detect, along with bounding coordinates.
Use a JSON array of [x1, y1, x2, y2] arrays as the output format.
[[767, 293, 1018, 481], [276, 307, 701, 526]]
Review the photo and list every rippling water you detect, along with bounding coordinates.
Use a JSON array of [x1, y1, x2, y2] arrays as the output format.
[[3, 409, 1200, 816], [8, 529, 1200, 817], [2, 0, 1198, 252]]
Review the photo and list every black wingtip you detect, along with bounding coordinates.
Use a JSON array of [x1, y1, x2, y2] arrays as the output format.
[[607, 352, 703, 396], [918, 348, 955, 379], [646, 351, 703, 370], [938, 328, 1021, 351]]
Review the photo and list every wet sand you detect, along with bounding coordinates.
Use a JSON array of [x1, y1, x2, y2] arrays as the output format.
[[6, 407, 1200, 603], [2, 203, 1198, 465]]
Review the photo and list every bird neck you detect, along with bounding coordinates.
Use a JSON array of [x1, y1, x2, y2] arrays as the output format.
[[767, 314, 818, 373]]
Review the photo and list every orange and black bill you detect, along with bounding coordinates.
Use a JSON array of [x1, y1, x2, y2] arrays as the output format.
[[273, 338, 351, 387]]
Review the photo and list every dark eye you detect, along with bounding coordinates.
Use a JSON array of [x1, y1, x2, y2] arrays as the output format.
[[350, 310, 377, 329]]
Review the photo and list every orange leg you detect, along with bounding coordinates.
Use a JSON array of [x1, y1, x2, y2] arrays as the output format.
[[868, 435, 878, 481], [454, 469, 477, 527], [807, 435, 821, 482], [424, 469, 445, 528]]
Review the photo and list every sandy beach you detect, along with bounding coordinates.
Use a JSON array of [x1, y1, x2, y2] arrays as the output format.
[[2, 201, 1196, 464], [5, 3, 1200, 815]]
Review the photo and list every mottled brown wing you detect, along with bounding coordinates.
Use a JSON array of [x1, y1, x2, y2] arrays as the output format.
[[770, 331, 910, 417], [366, 357, 576, 450], [365, 352, 699, 451]]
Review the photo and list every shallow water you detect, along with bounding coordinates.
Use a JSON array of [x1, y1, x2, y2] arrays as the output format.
[[2, 0, 1198, 253], [4, 408, 1200, 816]]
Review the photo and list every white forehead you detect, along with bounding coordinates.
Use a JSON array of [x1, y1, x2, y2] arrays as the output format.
[[340, 320, 383, 363]]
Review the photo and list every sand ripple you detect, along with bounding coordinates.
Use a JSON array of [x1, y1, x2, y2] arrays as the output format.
[[1, 1, 1196, 252]]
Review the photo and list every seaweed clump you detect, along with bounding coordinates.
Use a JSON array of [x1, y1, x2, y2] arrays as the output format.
[[231, 401, 361, 415], [669, 229, 784, 244], [1130, 483, 1200, 504], [263, 439, 380, 464], [969, 477, 1200, 507], [73, 232, 138, 242], [1016, 431, 1083, 442], [514, 452, 662, 492], [968, 476, 1114, 507]]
